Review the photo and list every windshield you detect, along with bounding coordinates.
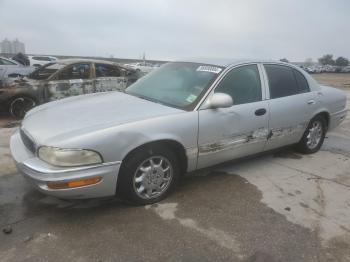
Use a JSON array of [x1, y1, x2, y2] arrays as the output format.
[[125, 62, 223, 110], [28, 62, 65, 80]]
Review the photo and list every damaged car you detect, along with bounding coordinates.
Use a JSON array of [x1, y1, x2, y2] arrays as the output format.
[[0, 59, 140, 118], [10, 59, 347, 204]]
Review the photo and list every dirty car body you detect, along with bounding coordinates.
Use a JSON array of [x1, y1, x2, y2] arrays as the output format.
[[0, 59, 139, 117], [10, 59, 347, 202]]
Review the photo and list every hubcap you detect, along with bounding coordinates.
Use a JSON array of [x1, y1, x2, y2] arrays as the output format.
[[133, 156, 173, 199], [306, 120, 323, 149]]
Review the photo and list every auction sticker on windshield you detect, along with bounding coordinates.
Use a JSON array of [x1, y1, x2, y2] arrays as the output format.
[[186, 94, 197, 103], [196, 65, 222, 74]]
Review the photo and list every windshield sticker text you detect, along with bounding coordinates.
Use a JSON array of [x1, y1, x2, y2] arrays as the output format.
[[196, 66, 222, 74]]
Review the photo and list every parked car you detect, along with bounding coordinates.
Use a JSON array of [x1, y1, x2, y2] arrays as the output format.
[[0, 57, 35, 87], [341, 66, 350, 73], [127, 62, 157, 74], [10, 59, 347, 204], [0, 57, 35, 77], [0, 59, 140, 118], [28, 55, 58, 68]]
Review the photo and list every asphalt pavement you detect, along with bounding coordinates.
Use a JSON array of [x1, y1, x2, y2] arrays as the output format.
[[0, 89, 349, 262]]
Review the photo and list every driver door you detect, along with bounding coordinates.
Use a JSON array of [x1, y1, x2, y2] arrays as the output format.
[[46, 62, 94, 101], [197, 64, 269, 169]]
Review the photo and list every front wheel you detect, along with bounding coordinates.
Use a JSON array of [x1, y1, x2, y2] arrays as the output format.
[[117, 145, 180, 205], [9, 96, 37, 119], [296, 115, 326, 154]]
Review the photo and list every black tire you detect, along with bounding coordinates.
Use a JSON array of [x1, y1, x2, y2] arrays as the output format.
[[117, 144, 180, 205], [296, 115, 327, 154], [9, 96, 37, 119]]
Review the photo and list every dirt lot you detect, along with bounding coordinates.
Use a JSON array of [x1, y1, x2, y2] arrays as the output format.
[[0, 73, 349, 262], [313, 73, 350, 89]]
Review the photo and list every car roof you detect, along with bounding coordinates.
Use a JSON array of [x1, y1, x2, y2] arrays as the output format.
[[176, 58, 290, 68], [55, 58, 117, 65], [53, 59, 136, 71]]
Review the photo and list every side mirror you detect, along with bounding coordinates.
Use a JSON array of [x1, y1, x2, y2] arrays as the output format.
[[206, 93, 233, 109]]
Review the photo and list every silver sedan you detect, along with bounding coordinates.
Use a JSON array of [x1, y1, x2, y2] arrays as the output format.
[[10, 59, 347, 204]]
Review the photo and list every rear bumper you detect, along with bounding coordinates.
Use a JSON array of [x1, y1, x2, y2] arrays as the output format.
[[10, 130, 121, 199]]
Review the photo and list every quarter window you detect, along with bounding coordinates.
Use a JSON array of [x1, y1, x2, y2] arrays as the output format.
[[215, 64, 262, 105]]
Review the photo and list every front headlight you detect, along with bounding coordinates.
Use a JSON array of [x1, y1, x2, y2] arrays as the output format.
[[38, 146, 103, 167]]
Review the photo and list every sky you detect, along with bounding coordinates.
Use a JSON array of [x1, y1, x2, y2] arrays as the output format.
[[0, 0, 349, 62]]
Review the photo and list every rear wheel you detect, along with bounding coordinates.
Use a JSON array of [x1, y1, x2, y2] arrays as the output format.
[[9, 96, 37, 119], [117, 145, 179, 205], [296, 115, 326, 154]]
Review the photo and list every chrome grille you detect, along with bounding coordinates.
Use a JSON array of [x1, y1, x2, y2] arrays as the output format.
[[20, 129, 36, 154]]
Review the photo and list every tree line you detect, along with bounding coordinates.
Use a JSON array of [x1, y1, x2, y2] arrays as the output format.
[[280, 55, 349, 66]]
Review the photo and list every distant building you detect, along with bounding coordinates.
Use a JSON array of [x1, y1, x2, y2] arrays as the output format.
[[1, 38, 26, 54]]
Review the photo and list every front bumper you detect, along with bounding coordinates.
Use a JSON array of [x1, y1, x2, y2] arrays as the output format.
[[10, 130, 121, 199]]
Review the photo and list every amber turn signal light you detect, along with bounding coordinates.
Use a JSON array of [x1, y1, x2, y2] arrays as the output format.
[[47, 177, 102, 189]]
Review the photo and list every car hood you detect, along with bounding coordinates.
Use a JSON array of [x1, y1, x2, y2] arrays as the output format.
[[22, 91, 184, 145]]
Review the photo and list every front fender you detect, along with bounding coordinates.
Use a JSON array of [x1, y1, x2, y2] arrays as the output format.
[[55, 111, 199, 169]]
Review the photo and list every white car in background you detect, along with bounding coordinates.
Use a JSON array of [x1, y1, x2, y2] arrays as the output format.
[[127, 62, 157, 74], [341, 66, 350, 73], [28, 55, 58, 68], [0, 57, 35, 86]]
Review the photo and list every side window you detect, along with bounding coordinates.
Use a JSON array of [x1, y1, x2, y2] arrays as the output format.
[[264, 64, 299, 99], [214, 64, 262, 105], [57, 63, 91, 80], [95, 63, 121, 77], [293, 69, 309, 93]]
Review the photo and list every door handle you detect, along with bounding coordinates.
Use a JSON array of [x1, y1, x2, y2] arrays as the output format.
[[307, 99, 315, 105], [255, 108, 266, 116]]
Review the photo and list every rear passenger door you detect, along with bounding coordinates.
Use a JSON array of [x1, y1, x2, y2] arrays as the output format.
[[263, 64, 316, 150], [93, 63, 128, 92]]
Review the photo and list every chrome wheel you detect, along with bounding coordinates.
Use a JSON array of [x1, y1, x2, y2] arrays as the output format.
[[133, 156, 173, 199], [306, 120, 323, 149]]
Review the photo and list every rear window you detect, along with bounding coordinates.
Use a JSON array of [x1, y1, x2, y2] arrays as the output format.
[[32, 56, 52, 61]]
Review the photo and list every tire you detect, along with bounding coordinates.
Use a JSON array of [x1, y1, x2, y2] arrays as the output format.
[[9, 96, 37, 119], [117, 145, 180, 205], [296, 115, 327, 154]]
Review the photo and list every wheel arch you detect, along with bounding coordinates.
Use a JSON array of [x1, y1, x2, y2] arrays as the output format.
[[311, 110, 330, 130], [9, 93, 39, 106], [8, 93, 39, 118], [120, 139, 188, 175]]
